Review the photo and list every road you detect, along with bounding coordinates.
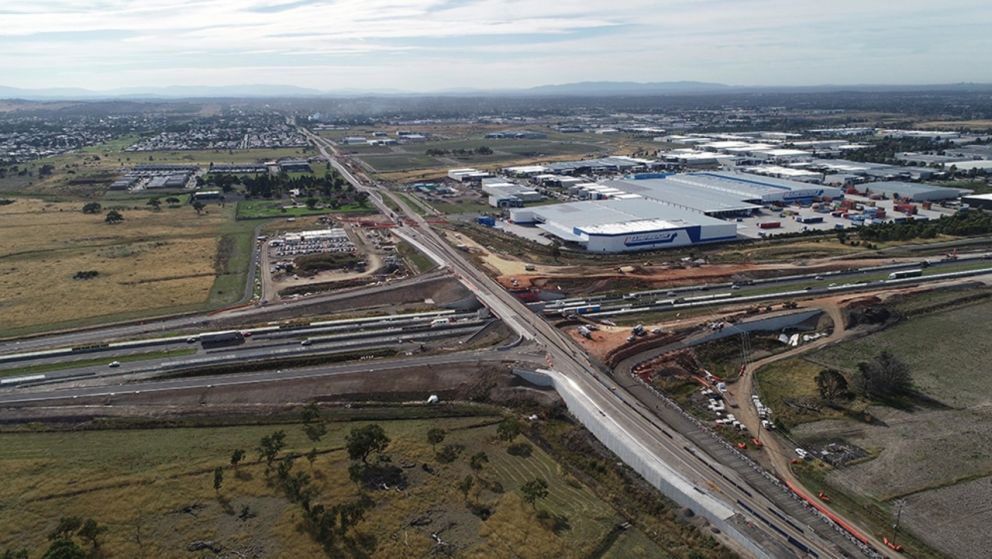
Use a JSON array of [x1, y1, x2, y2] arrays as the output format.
[[304, 130, 871, 558], [0, 269, 450, 356], [0, 349, 533, 406]]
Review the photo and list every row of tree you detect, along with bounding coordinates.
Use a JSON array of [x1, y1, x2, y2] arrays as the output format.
[[858, 210, 992, 242]]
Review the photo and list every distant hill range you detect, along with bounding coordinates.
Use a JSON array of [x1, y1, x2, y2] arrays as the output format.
[[2, 81, 991, 101]]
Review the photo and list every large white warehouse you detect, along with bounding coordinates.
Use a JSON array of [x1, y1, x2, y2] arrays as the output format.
[[509, 198, 737, 252]]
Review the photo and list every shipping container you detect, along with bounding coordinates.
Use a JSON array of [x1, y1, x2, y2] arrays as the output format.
[[758, 221, 781, 229]]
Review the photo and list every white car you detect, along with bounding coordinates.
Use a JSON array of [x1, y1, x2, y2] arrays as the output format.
[[108, 361, 121, 368]]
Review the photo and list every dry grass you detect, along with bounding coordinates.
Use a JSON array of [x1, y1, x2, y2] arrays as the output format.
[[0, 198, 227, 332], [0, 416, 639, 559]]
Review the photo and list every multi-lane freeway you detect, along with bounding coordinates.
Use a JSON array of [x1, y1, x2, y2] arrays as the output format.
[[1, 128, 934, 559], [302, 131, 887, 558]]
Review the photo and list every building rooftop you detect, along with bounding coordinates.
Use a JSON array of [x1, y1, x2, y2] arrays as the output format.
[[604, 177, 762, 214], [531, 198, 730, 235]]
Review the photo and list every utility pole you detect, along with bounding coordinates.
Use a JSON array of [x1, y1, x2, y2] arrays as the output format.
[[892, 499, 904, 541]]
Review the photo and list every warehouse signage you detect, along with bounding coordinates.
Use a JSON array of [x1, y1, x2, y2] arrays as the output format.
[[623, 231, 680, 246]]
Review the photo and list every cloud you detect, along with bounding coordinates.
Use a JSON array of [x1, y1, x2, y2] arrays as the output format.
[[0, 0, 989, 90]]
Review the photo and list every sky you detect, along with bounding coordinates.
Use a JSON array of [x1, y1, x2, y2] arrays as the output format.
[[1, 0, 991, 92]]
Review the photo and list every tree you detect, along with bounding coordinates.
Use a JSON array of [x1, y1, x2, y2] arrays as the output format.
[[469, 451, 489, 471], [165, 196, 181, 207], [816, 369, 849, 403], [2, 550, 27, 559], [230, 448, 245, 470], [192, 200, 206, 215], [306, 447, 319, 470], [497, 417, 521, 442], [41, 539, 85, 559], [81, 202, 102, 214], [458, 475, 474, 501], [305, 197, 318, 210], [426, 428, 446, 452], [345, 424, 390, 464], [520, 478, 549, 509], [77, 519, 106, 550], [257, 430, 287, 470], [549, 241, 561, 260], [853, 350, 913, 398], [213, 466, 224, 494], [301, 402, 327, 443], [49, 517, 82, 541], [104, 209, 124, 224], [146, 198, 161, 211]]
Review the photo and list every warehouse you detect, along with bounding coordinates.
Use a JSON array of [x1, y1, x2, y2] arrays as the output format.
[[636, 172, 843, 205], [508, 198, 737, 252], [963, 193, 992, 210], [602, 177, 761, 217], [278, 160, 312, 173], [481, 182, 542, 207], [544, 156, 654, 175], [858, 181, 972, 202]]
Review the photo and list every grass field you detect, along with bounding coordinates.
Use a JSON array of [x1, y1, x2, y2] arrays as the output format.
[[811, 298, 992, 407], [0, 414, 676, 559], [755, 290, 992, 559], [235, 200, 373, 220], [0, 198, 244, 336], [396, 241, 436, 274]]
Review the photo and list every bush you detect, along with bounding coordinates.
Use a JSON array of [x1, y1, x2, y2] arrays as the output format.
[[507, 442, 533, 457], [435, 444, 465, 464]]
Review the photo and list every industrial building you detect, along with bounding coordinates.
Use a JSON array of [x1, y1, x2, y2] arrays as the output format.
[[481, 181, 542, 208], [278, 159, 313, 173], [544, 156, 655, 175], [963, 193, 992, 210], [857, 181, 972, 202], [617, 172, 844, 206], [447, 168, 491, 183], [509, 198, 737, 252], [210, 163, 268, 174]]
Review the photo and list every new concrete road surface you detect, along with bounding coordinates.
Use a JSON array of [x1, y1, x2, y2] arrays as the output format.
[[303, 131, 881, 559]]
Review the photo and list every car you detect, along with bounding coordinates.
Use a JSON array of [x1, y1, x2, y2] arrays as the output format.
[[242, 331, 253, 337], [108, 361, 121, 368], [814, 275, 824, 280], [731, 284, 741, 290], [300, 339, 312, 346], [186, 336, 199, 344]]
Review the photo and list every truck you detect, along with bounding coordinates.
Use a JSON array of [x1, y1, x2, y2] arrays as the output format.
[[795, 215, 824, 224], [888, 269, 923, 280], [758, 221, 781, 229], [894, 203, 917, 215], [199, 330, 245, 347]]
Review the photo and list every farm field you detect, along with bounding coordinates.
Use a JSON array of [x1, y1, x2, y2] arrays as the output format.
[[755, 290, 992, 559], [0, 197, 246, 336], [0, 414, 689, 559]]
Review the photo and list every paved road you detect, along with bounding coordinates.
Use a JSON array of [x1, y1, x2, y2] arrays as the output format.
[[0, 269, 450, 355], [0, 349, 535, 405]]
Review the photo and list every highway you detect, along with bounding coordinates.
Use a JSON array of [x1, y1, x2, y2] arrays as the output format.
[[0, 269, 451, 356], [0, 314, 491, 387], [0, 128, 899, 558], [304, 131, 872, 558], [0, 349, 531, 406]]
